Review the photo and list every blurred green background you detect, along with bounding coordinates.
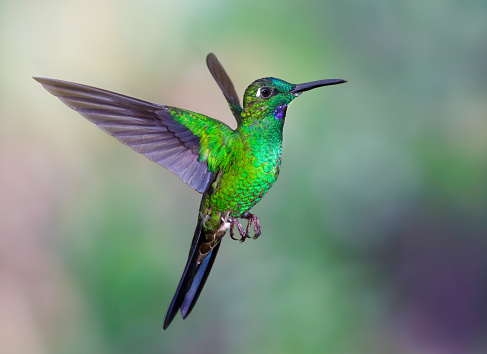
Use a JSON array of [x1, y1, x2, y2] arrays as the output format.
[[1, 0, 487, 353]]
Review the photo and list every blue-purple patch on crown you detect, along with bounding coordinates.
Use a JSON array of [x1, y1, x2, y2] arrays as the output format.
[[274, 105, 288, 120]]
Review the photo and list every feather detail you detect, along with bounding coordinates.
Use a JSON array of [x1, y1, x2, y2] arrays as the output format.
[[206, 53, 243, 123], [34, 77, 214, 193]]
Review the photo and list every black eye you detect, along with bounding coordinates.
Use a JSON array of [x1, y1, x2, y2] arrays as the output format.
[[259, 86, 273, 98]]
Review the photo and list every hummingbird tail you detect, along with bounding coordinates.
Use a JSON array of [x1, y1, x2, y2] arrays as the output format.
[[163, 219, 221, 330]]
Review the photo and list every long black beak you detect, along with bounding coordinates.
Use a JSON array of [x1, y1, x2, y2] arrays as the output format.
[[292, 79, 347, 94]]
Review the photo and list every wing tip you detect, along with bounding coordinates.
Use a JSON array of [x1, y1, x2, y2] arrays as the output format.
[[206, 52, 216, 65], [33, 76, 65, 86], [33, 76, 52, 86]]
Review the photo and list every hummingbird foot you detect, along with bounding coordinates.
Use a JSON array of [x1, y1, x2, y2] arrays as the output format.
[[229, 218, 249, 242], [228, 212, 262, 242], [228, 218, 254, 242], [241, 212, 261, 239]]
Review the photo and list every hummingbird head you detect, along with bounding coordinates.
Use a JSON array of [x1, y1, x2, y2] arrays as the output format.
[[241, 77, 346, 124]]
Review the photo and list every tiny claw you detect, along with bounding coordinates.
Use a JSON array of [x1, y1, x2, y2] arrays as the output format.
[[252, 217, 261, 239], [229, 222, 238, 241]]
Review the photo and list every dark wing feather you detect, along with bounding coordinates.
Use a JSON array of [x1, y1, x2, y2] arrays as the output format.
[[206, 53, 243, 123], [34, 77, 214, 193]]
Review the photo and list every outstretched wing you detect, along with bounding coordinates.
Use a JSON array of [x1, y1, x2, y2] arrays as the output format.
[[34, 77, 228, 193], [206, 53, 243, 124]]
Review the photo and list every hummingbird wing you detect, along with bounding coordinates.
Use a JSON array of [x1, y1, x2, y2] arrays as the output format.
[[206, 53, 243, 123], [163, 217, 221, 329], [34, 77, 233, 193]]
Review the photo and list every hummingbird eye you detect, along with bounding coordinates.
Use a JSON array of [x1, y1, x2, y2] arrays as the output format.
[[257, 86, 273, 99]]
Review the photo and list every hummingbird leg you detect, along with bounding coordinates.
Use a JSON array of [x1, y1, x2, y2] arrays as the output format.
[[228, 212, 262, 242], [240, 212, 262, 239], [228, 217, 249, 242]]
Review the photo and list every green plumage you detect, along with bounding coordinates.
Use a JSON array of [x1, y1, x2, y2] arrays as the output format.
[[34, 53, 346, 330]]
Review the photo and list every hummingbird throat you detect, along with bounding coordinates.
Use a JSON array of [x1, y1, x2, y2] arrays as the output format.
[[273, 105, 288, 120]]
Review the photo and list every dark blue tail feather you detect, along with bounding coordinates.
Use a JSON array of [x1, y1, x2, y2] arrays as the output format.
[[181, 242, 221, 318], [163, 221, 221, 329]]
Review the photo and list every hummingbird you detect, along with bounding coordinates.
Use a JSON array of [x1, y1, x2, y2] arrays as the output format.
[[34, 53, 346, 329]]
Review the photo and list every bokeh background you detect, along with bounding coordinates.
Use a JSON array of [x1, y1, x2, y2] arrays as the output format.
[[1, 0, 487, 353]]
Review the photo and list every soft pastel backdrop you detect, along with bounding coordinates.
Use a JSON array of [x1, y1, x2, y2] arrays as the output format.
[[1, 0, 486, 353]]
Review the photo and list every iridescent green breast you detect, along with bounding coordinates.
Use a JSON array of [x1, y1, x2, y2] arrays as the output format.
[[204, 121, 283, 216]]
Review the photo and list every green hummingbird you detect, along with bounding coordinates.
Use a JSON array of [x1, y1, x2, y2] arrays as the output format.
[[34, 53, 346, 329]]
